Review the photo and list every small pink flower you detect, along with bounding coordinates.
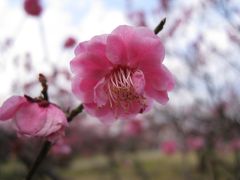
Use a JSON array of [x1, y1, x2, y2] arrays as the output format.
[[64, 37, 77, 49], [161, 140, 177, 155], [0, 96, 68, 142], [23, 0, 42, 17], [70, 25, 174, 121]]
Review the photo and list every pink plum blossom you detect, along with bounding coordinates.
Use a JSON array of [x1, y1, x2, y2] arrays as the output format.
[[70, 25, 174, 121], [0, 96, 68, 142], [23, 0, 42, 17]]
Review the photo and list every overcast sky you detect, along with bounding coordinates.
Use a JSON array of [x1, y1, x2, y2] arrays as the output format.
[[0, 0, 239, 106], [0, 0, 133, 100]]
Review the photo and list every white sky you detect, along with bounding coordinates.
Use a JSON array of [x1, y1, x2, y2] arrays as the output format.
[[0, 0, 130, 102], [0, 0, 239, 107]]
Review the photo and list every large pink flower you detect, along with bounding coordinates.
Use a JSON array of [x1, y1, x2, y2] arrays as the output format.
[[71, 25, 174, 121], [0, 96, 68, 142]]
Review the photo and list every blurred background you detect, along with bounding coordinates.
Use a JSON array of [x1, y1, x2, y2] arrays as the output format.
[[0, 0, 240, 179]]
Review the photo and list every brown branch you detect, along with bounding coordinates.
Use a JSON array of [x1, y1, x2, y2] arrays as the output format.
[[67, 104, 84, 122], [25, 141, 51, 180]]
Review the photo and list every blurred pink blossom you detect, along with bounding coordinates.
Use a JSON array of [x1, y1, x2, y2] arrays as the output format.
[[51, 139, 72, 156], [159, 0, 169, 12], [128, 11, 147, 26], [0, 96, 68, 142], [161, 140, 177, 155], [167, 19, 182, 38], [187, 137, 204, 151], [64, 37, 77, 49], [24, 53, 33, 72], [230, 139, 240, 151], [124, 119, 143, 137], [23, 0, 42, 17], [70, 25, 174, 122]]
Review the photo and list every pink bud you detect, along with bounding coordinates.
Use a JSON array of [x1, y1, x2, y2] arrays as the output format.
[[64, 37, 77, 49], [0, 96, 68, 142]]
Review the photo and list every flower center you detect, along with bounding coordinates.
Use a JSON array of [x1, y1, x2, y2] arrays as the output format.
[[106, 67, 146, 112]]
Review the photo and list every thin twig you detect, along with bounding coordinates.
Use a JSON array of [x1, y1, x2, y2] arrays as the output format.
[[67, 104, 84, 122], [25, 141, 52, 180], [39, 73, 48, 101]]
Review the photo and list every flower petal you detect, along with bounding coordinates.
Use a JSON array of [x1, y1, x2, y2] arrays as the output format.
[[132, 70, 145, 94], [144, 65, 175, 92], [128, 36, 165, 67], [111, 25, 156, 45], [111, 25, 165, 68], [72, 76, 100, 103], [36, 104, 68, 138], [0, 96, 26, 121], [74, 34, 108, 56], [145, 89, 169, 105], [94, 78, 108, 107], [106, 35, 127, 65], [70, 52, 112, 78], [15, 103, 47, 135], [84, 103, 116, 124]]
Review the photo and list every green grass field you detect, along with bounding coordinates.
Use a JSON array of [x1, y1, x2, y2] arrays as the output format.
[[58, 151, 235, 180], [0, 151, 236, 180]]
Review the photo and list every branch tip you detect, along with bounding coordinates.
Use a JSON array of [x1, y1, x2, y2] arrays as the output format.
[[154, 17, 166, 35]]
